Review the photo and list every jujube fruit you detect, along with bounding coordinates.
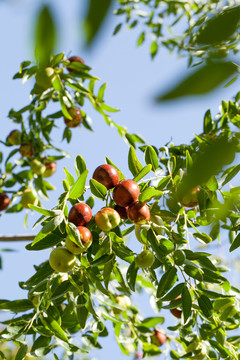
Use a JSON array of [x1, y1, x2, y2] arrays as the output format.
[[113, 179, 140, 207], [0, 193, 10, 211], [127, 201, 150, 224], [114, 204, 128, 219], [151, 329, 167, 347], [43, 161, 56, 178], [21, 189, 38, 209], [64, 107, 82, 128], [179, 186, 200, 208], [170, 296, 182, 318], [30, 159, 46, 175], [65, 226, 93, 254], [19, 144, 34, 158], [49, 247, 76, 273], [95, 207, 120, 232], [93, 164, 119, 190], [68, 203, 92, 227], [7, 130, 21, 145], [67, 56, 85, 72], [135, 250, 154, 268]]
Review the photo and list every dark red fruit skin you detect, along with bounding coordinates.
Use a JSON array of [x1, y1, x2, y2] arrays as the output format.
[[19, 144, 34, 157], [127, 201, 150, 224], [64, 107, 82, 128], [93, 164, 119, 190], [0, 193, 10, 211], [170, 296, 182, 319], [77, 226, 93, 244], [135, 351, 143, 359], [113, 180, 140, 207], [67, 56, 85, 72], [114, 205, 128, 219], [68, 203, 92, 226], [152, 330, 167, 346]]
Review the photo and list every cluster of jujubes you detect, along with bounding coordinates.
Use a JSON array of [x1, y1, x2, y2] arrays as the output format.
[[48, 163, 156, 273]]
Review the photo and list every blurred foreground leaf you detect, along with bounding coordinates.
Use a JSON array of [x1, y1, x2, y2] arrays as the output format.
[[84, 0, 113, 46], [35, 6, 56, 66], [156, 62, 238, 101], [195, 6, 240, 45]]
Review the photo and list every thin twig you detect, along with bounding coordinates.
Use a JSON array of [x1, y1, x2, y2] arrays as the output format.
[[0, 235, 35, 241]]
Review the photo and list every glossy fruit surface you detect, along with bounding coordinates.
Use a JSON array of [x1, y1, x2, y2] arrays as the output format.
[[30, 159, 46, 175], [95, 207, 120, 232], [21, 189, 38, 209], [7, 130, 21, 145], [19, 144, 34, 157], [0, 193, 10, 211], [35, 67, 55, 89], [135, 250, 154, 268], [93, 164, 119, 190], [49, 247, 76, 273], [151, 330, 167, 346], [65, 226, 93, 254], [179, 186, 200, 207], [67, 56, 85, 72], [127, 201, 150, 224], [68, 203, 92, 226], [43, 161, 56, 178], [113, 180, 140, 207], [170, 296, 182, 318], [114, 205, 128, 219], [64, 107, 82, 128]]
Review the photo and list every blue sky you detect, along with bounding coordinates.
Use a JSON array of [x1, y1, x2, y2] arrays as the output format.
[[0, 1, 239, 359]]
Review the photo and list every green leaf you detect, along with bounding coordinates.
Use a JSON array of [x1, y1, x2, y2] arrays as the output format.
[[42, 315, 69, 342], [198, 295, 213, 318], [28, 205, 61, 217], [128, 146, 143, 177], [75, 155, 87, 176], [84, 0, 113, 45], [69, 170, 88, 199], [150, 41, 158, 59], [177, 136, 238, 197], [126, 261, 138, 291], [26, 232, 62, 251], [35, 6, 56, 65], [0, 299, 34, 312], [230, 233, 240, 252], [167, 156, 176, 175], [196, 6, 240, 45], [184, 265, 203, 281], [141, 317, 164, 328], [156, 62, 238, 101], [182, 286, 192, 323], [31, 336, 51, 357], [203, 109, 213, 133], [161, 283, 185, 301], [77, 306, 89, 329], [113, 23, 122, 35], [139, 187, 163, 203], [16, 344, 28, 360], [97, 83, 107, 102], [137, 31, 145, 46], [64, 167, 75, 186], [133, 164, 152, 182], [89, 179, 107, 200], [144, 146, 159, 172], [157, 267, 177, 298]]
